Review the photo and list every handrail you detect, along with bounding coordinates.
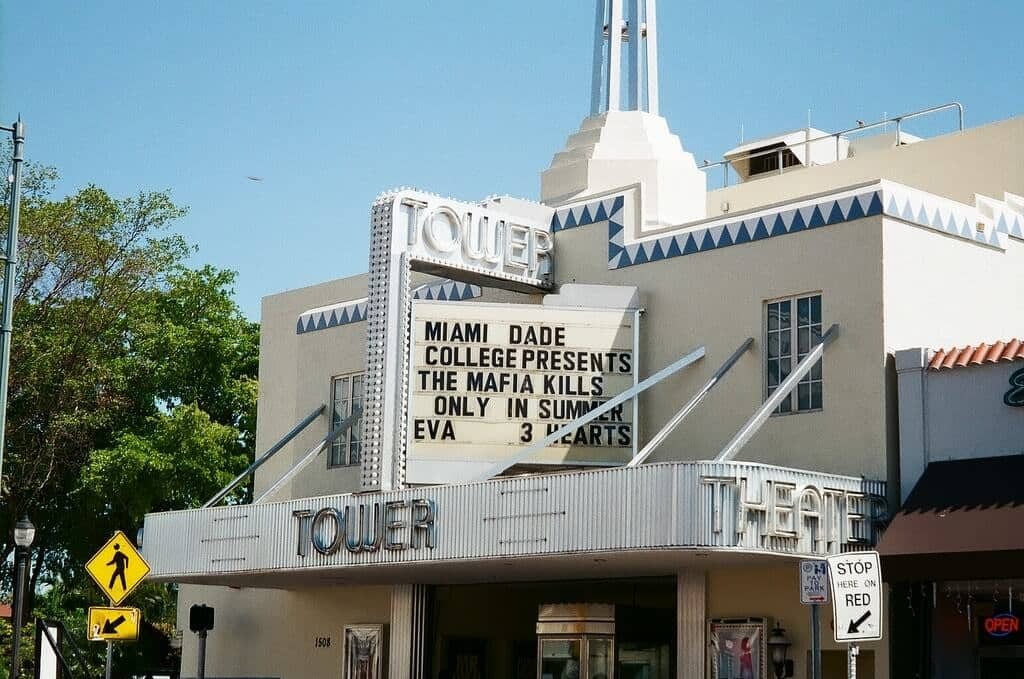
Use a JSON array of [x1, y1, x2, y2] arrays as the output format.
[[37, 618, 89, 679], [699, 102, 964, 188], [203, 404, 327, 508]]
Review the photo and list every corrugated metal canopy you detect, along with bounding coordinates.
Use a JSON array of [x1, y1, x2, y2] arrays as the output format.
[[141, 461, 886, 587]]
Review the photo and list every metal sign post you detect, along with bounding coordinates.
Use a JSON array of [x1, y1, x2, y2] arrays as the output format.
[[0, 117, 25, 487], [812, 604, 822, 679], [847, 644, 859, 679], [197, 630, 208, 679], [800, 560, 828, 679], [190, 603, 215, 679], [105, 641, 113, 679]]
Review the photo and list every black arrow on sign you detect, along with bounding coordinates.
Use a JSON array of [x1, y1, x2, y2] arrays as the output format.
[[102, 615, 126, 635], [847, 610, 872, 634]]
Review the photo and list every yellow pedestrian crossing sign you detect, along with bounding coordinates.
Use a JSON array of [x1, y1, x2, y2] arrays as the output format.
[[85, 531, 150, 605], [88, 606, 141, 642]]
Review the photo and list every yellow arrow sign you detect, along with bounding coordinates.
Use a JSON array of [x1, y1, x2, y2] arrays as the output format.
[[85, 531, 151, 606], [88, 607, 141, 642]]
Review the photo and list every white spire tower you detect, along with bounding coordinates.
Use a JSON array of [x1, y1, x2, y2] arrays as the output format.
[[542, 0, 706, 229], [591, 0, 659, 115]]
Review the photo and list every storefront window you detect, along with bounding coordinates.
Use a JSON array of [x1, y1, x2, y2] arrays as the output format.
[[541, 639, 582, 679]]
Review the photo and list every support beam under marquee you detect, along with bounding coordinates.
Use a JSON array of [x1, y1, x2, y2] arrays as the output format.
[[390, 584, 430, 679], [678, 570, 707, 679]]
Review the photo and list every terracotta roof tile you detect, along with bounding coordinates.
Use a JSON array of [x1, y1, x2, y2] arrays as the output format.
[[928, 339, 1024, 370]]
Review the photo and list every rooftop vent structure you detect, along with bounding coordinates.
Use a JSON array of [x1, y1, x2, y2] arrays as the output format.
[[709, 104, 968, 188], [724, 128, 850, 182]]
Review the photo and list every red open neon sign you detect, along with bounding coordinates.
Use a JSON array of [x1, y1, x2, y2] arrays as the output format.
[[984, 613, 1020, 638]]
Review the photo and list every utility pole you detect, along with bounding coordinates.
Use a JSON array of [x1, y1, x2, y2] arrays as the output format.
[[0, 117, 26, 489]]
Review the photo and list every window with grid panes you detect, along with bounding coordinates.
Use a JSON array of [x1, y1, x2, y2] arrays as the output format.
[[765, 294, 823, 413], [329, 373, 363, 467]]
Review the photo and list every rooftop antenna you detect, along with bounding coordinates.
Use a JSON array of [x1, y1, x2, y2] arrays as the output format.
[[740, 123, 744, 143], [591, 0, 659, 115]]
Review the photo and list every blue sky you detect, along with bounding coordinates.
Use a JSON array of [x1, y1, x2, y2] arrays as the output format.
[[2, 1, 1023, 318]]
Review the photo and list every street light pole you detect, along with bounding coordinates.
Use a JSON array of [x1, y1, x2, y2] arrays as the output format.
[[0, 118, 26, 489], [10, 514, 36, 679]]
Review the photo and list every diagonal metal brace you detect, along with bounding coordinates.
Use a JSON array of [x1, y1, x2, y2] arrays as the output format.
[[476, 345, 706, 481], [204, 404, 326, 508], [715, 324, 839, 462], [254, 406, 361, 504], [628, 337, 753, 467]]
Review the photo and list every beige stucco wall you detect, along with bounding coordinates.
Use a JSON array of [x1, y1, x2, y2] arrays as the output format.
[[255, 274, 370, 500], [551, 214, 888, 478], [177, 583, 392, 679], [707, 115, 1024, 217]]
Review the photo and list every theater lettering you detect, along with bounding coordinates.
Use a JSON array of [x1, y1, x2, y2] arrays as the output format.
[[702, 475, 887, 554], [292, 499, 437, 557], [401, 196, 553, 285]]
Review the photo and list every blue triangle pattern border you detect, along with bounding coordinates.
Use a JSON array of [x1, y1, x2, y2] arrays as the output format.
[[580, 184, 1008, 270], [551, 194, 626, 233], [606, 190, 885, 268], [296, 279, 482, 335]]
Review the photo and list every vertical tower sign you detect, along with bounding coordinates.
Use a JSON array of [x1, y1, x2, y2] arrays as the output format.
[[362, 191, 554, 491], [592, 0, 660, 114], [407, 300, 638, 484]]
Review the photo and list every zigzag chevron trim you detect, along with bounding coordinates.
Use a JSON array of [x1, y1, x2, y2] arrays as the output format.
[[551, 195, 626, 232], [296, 298, 368, 334], [412, 279, 484, 302], [296, 279, 482, 335], [550, 180, 1014, 270]]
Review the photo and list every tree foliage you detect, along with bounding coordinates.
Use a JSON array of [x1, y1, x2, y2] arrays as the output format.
[[0, 143, 258, 675]]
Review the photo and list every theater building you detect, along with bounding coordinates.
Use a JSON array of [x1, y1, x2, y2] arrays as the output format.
[[139, 3, 1024, 678]]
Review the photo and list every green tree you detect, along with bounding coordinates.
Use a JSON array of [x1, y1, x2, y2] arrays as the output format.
[[0, 144, 258, 676]]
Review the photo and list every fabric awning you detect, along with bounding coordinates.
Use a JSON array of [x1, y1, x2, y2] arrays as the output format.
[[879, 455, 1024, 581]]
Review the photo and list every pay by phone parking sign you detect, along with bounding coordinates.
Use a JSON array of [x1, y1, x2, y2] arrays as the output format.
[[827, 551, 883, 642], [800, 559, 829, 604]]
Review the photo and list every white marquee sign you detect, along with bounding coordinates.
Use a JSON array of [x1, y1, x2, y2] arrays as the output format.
[[407, 301, 638, 484]]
